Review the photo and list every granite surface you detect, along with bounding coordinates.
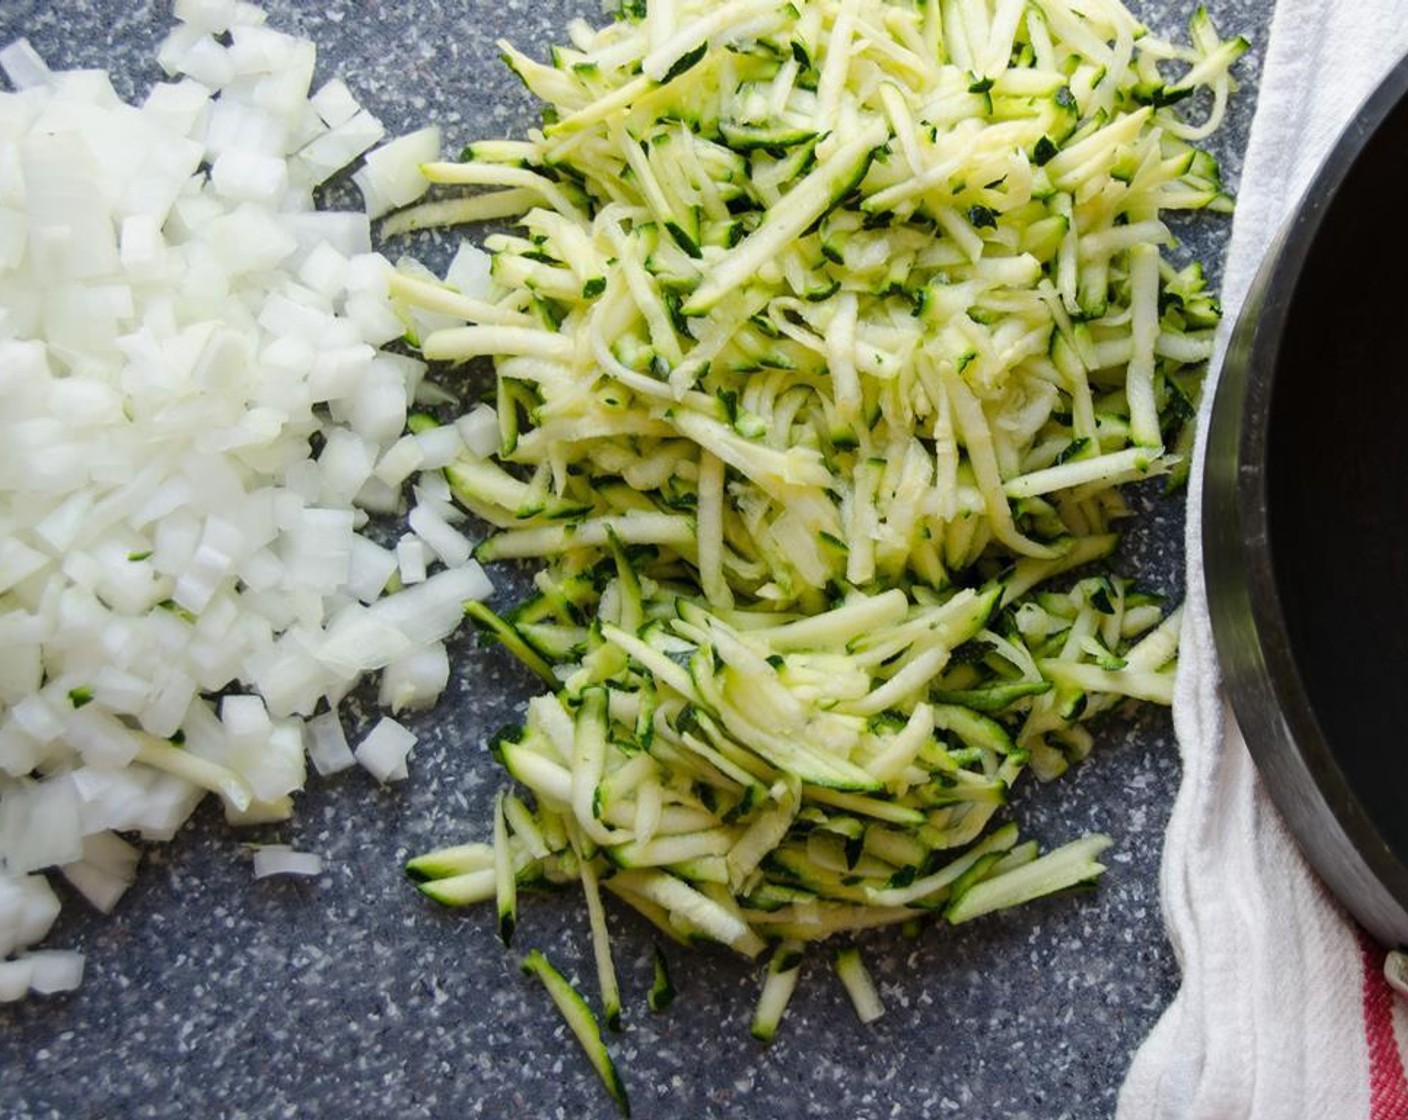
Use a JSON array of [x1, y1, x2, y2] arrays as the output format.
[[0, 2, 1272, 1117]]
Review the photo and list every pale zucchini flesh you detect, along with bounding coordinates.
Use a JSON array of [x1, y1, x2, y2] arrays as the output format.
[[399, 0, 1245, 1067]]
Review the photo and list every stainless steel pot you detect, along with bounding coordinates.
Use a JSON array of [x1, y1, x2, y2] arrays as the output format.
[[1204, 55, 1408, 947]]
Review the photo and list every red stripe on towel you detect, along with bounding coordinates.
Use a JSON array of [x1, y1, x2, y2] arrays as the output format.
[[1360, 928, 1408, 1120]]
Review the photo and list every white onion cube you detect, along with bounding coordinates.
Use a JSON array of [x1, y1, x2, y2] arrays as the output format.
[[252, 846, 323, 879], [455, 405, 500, 458], [65, 707, 142, 767], [378, 642, 449, 713], [354, 126, 440, 219], [395, 534, 428, 586], [62, 832, 140, 913], [374, 434, 425, 489], [306, 710, 355, 776], [0, 959, 35, 1002], [174, 0, 238, 33], [409, 503, 470, 568], [25, 950, 86, 994], [309, 77, 360, 128], [0, 874, 61, 958], [211, 148, 287, 203], [354, 716, 415, 783], [0, 39, 52, 90], [414, 424, 463, 470], [345, 534, 396, 604]]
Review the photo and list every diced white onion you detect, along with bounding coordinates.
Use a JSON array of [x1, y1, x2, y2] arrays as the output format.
[[455, 404, 500, 457], [354, 716, 416, 783], [309, 77, 360, 128], [64, 707, 142, 768], [378, 642, 450, 713], [0, 39, 52, 90], [306, 709, 355, 775], [409, 502, 471, 567], [443, 241, 493, 300], [294, 108, 384, 184], [298, 240, 349, 297], [0, 959, 35, 1002], [396, 535, 429, 586], [0, 874, 61, 958], [252, 845, 323, 878], [354, 126, 441, 219], [24, 950, 86, 994], [0, 3, 489, 997], [0, 777, 83, 873], [174, 0, 239, 34], [345, 534, 396, 603], [370, 562, 492, 645], [61, 832, 141, 913], [375, 434, 425, 488], [210, 148, 287, 202], [414, 424, 464, 470]]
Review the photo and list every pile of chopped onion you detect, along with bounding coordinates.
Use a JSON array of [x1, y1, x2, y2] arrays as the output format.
[[0, 1, 489, 998]]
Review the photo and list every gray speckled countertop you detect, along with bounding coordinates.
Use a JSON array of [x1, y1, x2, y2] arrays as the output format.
[[0, 2, 1272, 1117]]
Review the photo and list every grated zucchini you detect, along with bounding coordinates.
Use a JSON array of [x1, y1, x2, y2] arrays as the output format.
[[397, 0, 1246, 1093]]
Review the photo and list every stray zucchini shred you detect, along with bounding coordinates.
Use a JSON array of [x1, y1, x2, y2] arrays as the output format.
[[520, 949, 632, 1117], [648, 942, 677, 1012], [752, 939, 805, 1043], [834, 945, 885, 1024]]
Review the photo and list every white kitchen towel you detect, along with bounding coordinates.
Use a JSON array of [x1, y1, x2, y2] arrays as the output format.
[[1117, 0, 1408, 1118]]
